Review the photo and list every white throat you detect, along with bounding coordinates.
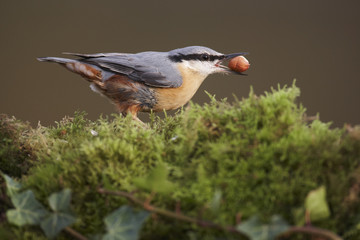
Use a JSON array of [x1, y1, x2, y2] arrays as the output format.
[[182, 60, 217, 76]]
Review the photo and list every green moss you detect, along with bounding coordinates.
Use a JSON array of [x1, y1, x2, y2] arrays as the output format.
[[0, 115, 34, 177], [1, 83, 360, 239]]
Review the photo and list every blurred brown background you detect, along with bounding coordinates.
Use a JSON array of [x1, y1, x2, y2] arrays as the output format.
[[1, 1, 359, 127]]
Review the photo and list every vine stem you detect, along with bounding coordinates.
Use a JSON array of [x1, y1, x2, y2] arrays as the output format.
[[64, 227, 88, 240], [97, 188, 247, 237], [282, 226, 343, 240], [97, 188, 343, 240]]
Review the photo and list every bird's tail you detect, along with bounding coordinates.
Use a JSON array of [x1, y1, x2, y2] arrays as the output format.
[[37, 57, 75, 64], [37, 56, 103, 81]]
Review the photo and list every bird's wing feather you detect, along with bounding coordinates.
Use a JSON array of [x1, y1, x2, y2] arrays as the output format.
[[75, 53, 182, 88], [62, 52, 127, 58]]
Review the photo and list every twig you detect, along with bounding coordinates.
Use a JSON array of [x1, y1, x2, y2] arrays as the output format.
[[282, 226, 343, 240], [64, 227, 88, 240], [236, 212, 242, 225], [144, 191, 155, 209], [305, 209, 311, 226], [97, 188, 247, 237], [98, 188, 343, 240]]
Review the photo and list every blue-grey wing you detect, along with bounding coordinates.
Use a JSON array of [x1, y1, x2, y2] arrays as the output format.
[[67, 52, 182, 88]]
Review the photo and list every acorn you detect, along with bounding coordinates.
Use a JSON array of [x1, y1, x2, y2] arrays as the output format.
[[228, 56, 250, 73]]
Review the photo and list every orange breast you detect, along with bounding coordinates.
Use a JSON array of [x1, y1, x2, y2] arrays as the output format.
[[153, 63, 207, 111]]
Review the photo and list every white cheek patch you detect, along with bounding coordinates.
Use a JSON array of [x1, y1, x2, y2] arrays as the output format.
[[184, 60, 216, 76]]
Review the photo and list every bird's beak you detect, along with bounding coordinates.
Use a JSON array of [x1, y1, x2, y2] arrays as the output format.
[[216, 52, 249, 75]]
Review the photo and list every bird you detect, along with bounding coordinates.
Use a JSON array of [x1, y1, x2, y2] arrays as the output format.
[[38, 46, 248, 122]]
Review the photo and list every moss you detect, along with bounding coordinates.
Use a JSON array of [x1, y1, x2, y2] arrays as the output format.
[[1, 83, 360, 239], [0, 115, 34, 178]]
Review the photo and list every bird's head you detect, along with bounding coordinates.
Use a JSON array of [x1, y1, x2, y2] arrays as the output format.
[[168, 46, 248, 76]]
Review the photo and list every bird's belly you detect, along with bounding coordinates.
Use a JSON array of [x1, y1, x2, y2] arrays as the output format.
[[153, 88, 196, 111], [153, 69, 207, 111]]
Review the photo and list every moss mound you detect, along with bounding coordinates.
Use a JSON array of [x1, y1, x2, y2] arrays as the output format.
[[1, 84, 360, 239]]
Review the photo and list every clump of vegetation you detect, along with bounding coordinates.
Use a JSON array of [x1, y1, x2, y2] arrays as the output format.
[[0, 83, 360, 240], [0, 115, 34, 177]]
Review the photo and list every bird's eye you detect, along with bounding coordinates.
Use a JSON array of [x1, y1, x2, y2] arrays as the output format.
[[201, 53, 209, 61]]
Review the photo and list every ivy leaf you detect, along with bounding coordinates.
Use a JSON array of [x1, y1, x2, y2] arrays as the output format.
[[48, 188, 72, 212], [133, 164, 175, 194], [38, 188, 76, 239], [40, 212, 76, 239], [1, 173, 22, 197], [305, 186, 330, 222], [6, 190, 48, 226], [103, 206, 149, 240], [237, 215, 290, 240]]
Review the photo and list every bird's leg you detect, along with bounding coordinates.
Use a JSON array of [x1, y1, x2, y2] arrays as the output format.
[[130, 113, 144, 124], [118, 105, 147, 127], [127, 106, 144, 124], [129, 112, 148, 128]]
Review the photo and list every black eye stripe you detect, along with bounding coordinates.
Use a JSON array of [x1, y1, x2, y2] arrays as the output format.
[[169, 54, 225, 62], [201, 53, 209, 60]]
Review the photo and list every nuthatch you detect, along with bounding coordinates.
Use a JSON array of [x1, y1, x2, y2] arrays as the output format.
[[38, 46, 248, 121]]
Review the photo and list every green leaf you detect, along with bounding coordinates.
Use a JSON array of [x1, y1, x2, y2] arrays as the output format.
[[48, 188, 72, 212], [103, 206, 149, 240], [133, 164, 175, 194], [40, 212, 76, 239], [6, 190, 48, 226], [1, 173, 22, 197], [237, 215, 290, 240], [305, 186, 330, 222], [38, 188, 76, 238]]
